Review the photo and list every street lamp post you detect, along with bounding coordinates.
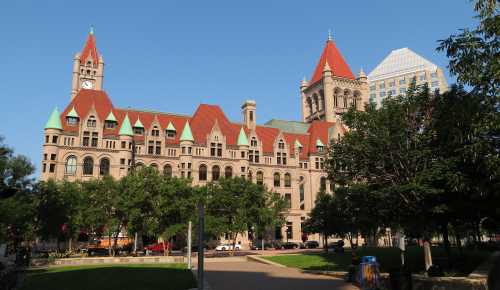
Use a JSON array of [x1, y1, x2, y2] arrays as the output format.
[[197, 202, 205, 290]]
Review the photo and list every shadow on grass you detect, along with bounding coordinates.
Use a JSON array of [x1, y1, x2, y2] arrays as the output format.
[[20, 265, 196, 290]]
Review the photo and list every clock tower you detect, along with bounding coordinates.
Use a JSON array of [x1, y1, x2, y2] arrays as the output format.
[[71, 27, 104, 99]]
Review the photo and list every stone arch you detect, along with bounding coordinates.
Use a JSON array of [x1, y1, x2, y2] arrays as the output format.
[[334, 87, 342, 107], [306, 97, 313, 115], [83, 156, 94, 175], [319, 89, 325, 111], [163, 163, 173, 177], [313, 93, 319, 112], [199, 164, 207, 181]]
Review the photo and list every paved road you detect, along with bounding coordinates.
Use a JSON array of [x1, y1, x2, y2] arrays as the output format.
[[204, 257, 356, 290]]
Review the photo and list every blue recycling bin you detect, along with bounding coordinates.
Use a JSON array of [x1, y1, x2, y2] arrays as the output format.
[[357, 256, 380, 290]]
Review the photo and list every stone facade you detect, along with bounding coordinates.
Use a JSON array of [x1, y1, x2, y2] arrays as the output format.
[[41, 30, 368, 247]]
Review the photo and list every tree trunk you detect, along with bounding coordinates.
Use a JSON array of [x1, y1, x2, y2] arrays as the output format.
[[423, 240, 433, 271], [442, 222, 451, 267]]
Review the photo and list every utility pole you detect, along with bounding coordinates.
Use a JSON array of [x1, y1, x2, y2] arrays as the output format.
[[187, 221, 192, 269], [197, 202, 205, 290]]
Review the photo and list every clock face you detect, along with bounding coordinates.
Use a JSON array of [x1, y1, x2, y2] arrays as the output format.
[[81, 80, 93, 89]]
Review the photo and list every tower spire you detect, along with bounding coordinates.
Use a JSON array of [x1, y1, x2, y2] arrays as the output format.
[[327, 29, 333, 41], [90, 25, 94, 35]]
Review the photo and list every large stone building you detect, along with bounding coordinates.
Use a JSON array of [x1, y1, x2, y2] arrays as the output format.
[[41, 30, 367, 245], [368, 47, 448, 106]]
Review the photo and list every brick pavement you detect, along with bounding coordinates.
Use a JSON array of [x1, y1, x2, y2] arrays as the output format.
[[203, 257, 357, 290]]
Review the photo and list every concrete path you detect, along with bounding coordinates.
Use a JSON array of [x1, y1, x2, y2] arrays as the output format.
[[204, 257, 356, 290]]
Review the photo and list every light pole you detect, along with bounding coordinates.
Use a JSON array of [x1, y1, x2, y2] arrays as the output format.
[[197, 201, 205, 290]]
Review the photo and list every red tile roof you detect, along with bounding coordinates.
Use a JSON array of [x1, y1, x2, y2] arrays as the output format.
[[310, 39, 355, 84], [80, 33, 99, 65], [60, 90, 336, 157]]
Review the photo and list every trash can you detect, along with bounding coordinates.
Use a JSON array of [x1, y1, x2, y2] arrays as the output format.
[[357, 256, 380, 290]]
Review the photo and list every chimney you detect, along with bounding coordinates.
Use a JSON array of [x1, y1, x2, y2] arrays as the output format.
[[242, 100, 256, 130]]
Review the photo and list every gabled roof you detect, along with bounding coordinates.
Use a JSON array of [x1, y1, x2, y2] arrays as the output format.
[[237, 127, 249, 146], [66, 107, 79, 118], [57, 90, 341, 157], [80, 31, 99, 65], [134, 118, 144, 128], [368, 48, 438, 82], [180, 121, 194, 142], [119, 114, 133, 136], [61, 89, 114, 132], [166, 122, 176, 131], [45, 107, 62, 130], [105, 111, 117, 122], [310, 39, 355, 84]]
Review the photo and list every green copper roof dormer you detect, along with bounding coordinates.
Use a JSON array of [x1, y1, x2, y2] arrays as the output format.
[[295, 139, 303, 148], [66, 107, 79, 118], [134, 118, 144, 128], [45, 107, 62, 130], [105, 111, 117, 122], [316, 139, 325, 147], [119, 114, 134, 136], [180, 121, 194, 142], [237, 127, 249, 146], [166, 122, 176, 131]]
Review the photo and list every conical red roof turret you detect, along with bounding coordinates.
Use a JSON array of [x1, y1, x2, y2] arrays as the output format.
[[79, 28, 99, 65], [310, 37, 355, 84]]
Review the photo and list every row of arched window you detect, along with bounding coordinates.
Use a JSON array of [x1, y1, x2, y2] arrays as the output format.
[[65, 156, 109, 176]]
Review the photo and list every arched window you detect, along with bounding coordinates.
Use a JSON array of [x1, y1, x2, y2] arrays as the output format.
[[99, 158, 110, 175], [87, 116, 96, 128], [65, 155, 77, 175], [163, 164, 172, 178], [135, 162, 144, 169], [251, 137, 258, 147], [278, 140, 285, 149], [224, 166, 233, 178], [83, 156, 94, 175], [274, 173, 281, 187], [313, 94, 319, 112], [306, 97, 313, 115], [199, 164, 207, 181], [256, 171, 264, 185], [319, 90, 325, 110], [284, 173, 291, 187], [212, 165, 220, 181], [150, 163, 158, 170], [320, 176, 327, 191], [248, 170, 253, 181]]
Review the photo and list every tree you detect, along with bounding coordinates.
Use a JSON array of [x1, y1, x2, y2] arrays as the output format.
[[0, 136, 37, 252], [204, 177, 285, 254]]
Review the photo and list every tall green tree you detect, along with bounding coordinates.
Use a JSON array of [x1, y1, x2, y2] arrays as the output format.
[[204, 177, 285, 253]]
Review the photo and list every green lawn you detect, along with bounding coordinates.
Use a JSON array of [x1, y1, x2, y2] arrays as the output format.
[[20, 264, 196, 290], [263, 246, 492, 276]]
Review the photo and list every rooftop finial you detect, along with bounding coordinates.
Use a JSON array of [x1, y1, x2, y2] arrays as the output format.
[[90, 25, 94, 35], [327, 29, 333, 41]]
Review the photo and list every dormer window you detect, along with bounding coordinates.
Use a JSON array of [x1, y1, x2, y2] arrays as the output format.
[[134, 127, 144, 135], [87, 116, 96, 128], [67, 117, 78, 126], [165, 122, 176, 139], [151, 126, 160, 137], [278, 140, 285, 149], [316, 139, 325, 152], [66, 107, 79, 126], [105, 121, 116, 129], [251, 137, 258, 147]]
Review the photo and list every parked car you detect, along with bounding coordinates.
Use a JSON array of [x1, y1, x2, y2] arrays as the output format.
[[280, 242, 300, 249], [251, 241, 274, 250], [304, 241, 319, 249], [215, 244, 241, 251], [144, 242, 170, 253]]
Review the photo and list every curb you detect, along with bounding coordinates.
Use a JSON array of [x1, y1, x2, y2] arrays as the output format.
[[247, 255, 349, 279], [246, 255, 287, 268]]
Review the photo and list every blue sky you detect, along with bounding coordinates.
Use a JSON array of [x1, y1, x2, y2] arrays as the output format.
[[0, 0, 477, 177]]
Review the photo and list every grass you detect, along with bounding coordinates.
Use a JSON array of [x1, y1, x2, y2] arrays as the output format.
[[262, 246, 492, 276], [19, 263, 196, 290]]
